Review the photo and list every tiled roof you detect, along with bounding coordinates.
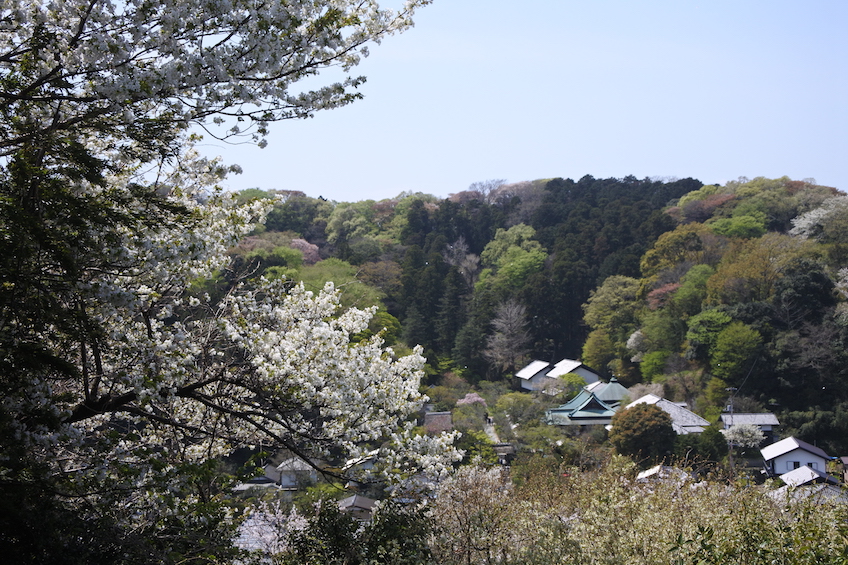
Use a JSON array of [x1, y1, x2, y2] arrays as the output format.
[[721, 413, 779, 427], [338, 494, 376, 512], [626, 394, 709, 434], [546, 391, 617, 425], [595, 378, 629, 404]]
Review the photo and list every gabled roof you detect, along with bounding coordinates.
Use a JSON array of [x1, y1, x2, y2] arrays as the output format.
[[546, 390, 617, 425], [780, 465, 840, 488], [338, 494, 376, 512], [547, 358, 597, 378], [275, 457, 316, 472], [557, 389, 595, 411], [626, 394, 709, 434], [761, 437, 832, 462], [721, 413, 780, 427], [516, 359, 551, 380]]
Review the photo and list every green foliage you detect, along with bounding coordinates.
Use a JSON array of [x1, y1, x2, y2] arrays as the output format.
[[709, 321, 762, 383], [640, 350, 670, 382], [281, 500, 433, 565], [480, 224, 544, 267], [710, 214, 766, 239], [640, 223, 716, 280], [781, 402, 848, 458], [264, 194, 333, 237], [673, 264, 715, 316], [558, 373, 590, 401], [234, 188, 274, 204], [369, 310, 402, 346], [581, 329, 616, 375], [609, 403, 676, 466], [640, 308, 687, 354], [297, 258, 384, 310], [685, 309, 733, 360], [582, 275, 642, 342], [706, 233, 815, 305], [454, 430, 498, 466], [452, 402, 488, 433], [675, 424, 728, 466], [494, 246, 547, 290]]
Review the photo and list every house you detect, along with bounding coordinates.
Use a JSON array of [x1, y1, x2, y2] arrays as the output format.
[[625, 394, 710, 435], [547, 358, 601, 385], [761, 436, 833, 477], [779, 465, 840, 488], [338, 494, 377, 521], [424, 411, 453, 434], [545, 389, 617, 426], [515, 360, 559, 392], [720, 412, 780, 443], [768, 483, 848, 505], [265, 457, 319, 489], [516, 358, 600, 392], [231, 475, 279, 492], [840, 457, 848, 483]]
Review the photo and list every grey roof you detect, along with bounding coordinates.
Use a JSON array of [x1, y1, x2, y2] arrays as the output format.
[[721, 413, 779, 427], [584, 380, 606, 393], [761, 436, 832, 462], [626, 394, 710, 434], [595, 378, 629, 405], [768, 483, 848, 505], [338, 494, 376, 511], [546, 390, 617, 426]]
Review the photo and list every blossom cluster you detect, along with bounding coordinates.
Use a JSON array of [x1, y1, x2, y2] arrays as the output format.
[[1, 0, 431, 152]]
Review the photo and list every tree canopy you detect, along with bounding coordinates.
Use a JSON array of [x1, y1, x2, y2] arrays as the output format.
[[0, 1, 458, 561]]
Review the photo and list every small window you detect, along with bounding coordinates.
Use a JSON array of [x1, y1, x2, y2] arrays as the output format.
[[808, 462, 817, 470], [790, 461, 801, 470]]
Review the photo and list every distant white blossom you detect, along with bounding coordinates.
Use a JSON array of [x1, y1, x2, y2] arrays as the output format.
[[723, 424, 764, 448]]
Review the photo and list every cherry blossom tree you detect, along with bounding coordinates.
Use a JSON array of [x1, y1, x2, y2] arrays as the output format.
[[0, 1, 455, 561], [0, 0, 431, 154]]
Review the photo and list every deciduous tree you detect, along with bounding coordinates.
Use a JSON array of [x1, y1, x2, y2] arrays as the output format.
[[0, 0, 450, 560], [609, 403, 676, 465]]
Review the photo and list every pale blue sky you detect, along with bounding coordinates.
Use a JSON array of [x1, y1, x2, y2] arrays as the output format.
[[201, 1, 848, 202]]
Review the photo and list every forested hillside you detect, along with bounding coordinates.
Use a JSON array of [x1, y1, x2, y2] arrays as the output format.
[[233, 175, 848, 453]]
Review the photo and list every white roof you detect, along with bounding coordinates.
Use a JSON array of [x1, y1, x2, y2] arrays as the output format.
[[275, 457, 315, 472], [636, 465, 689, 483], [761, 437, 831, 462], [780, 465, 839, 487], [516, 360, 551, 380], [547, 358, 584, 378]]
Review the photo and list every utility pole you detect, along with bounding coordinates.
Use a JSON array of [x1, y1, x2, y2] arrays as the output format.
[[726, 387, 738, 479]]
